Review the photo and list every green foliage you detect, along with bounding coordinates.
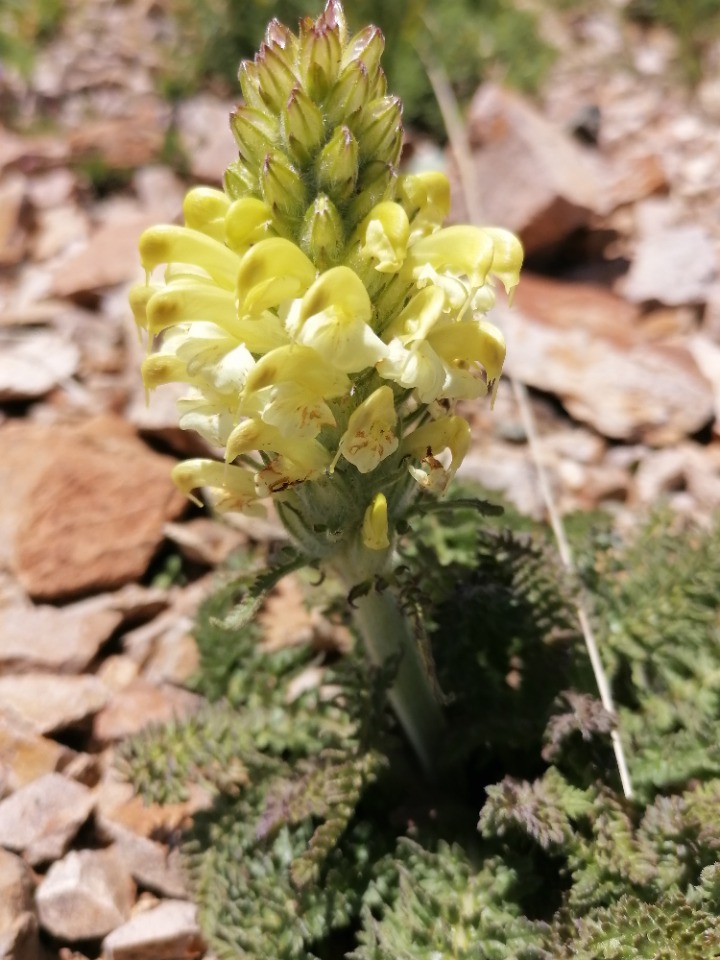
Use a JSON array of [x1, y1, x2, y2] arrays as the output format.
[[122, 502, 720, 957], [583, 511, 720, 798], [161, 0, 556, 136]]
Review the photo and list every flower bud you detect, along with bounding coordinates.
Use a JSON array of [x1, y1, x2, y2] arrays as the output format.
[[283, 87, 324, 164], [298, 3, 344, 100], [230, 107, 279, 169], [347, 162, 395, 224], [238, 60, 264, 111], [254, 43, 299, 114], [300, 194, 345, 268], [223, 162, 257, 201], [260, 150, 307, 218], [324, 60, 370, 127], [353, 97, 403, 165], [362, 492, 390, 551], [342, 25, 384, 78], [316, 125, 358, 203]]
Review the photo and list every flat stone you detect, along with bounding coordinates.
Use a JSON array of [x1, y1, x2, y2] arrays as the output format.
[[0, 598, 122, 675], [0, 708, 72, 794], [621, 222, 718, 306], [496, 273, 714, 443], [93, 681, 201, 743], [0, 773, 94, 865], [102, 900, 205, 960], [463, 84, 602, 252], [50, 213, 154, 297], [0, 330, 79, 402], [37, 847, 135, 942], [0, 674, 110, 735], [10, 417, 186, 601], [96, 817, 188, 899], [0, 848, 38, 960]]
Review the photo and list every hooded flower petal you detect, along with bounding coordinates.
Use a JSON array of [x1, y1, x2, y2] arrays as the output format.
[[334, 384, 398, 473], [237, 237, 316, 315], [400, 415, 471, 492], [172, 458, 264, 515], [292, 266, 388, 372]]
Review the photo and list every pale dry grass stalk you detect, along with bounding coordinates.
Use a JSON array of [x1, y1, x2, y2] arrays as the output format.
[[422, 53, 634, 799]]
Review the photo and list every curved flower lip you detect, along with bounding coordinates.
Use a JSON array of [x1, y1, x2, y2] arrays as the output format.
[[426, 317, 506, 403], [333, 384, 398, 474], [237, 237, 317, 314], [182, 187, 230, 242], [224, 197, 274, 252], [139, 225, 241, 289], [402, 225, 496, 290], [172, 458, 265, 515], [243, 343, 349, 397], [226, 418, 332, 472], [399, 171, 451, 231], [293, 266, 388, 372], [400, 415, 471, 491], [357, 201, 410, 273]]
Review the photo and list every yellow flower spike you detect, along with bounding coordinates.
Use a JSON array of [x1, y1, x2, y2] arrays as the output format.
[[484, 227, 524, 301], [139, 225, 242, 290], [224, 197, 274, 253], [236, 237, 316, 315], [294, 266, 388, 372], [171, 459, 263, 515], [400, 416, 471, 492], [334, 384, 398, 474], [359, 201, 410, 273], [427, 317, 506, 403], [182, 187, 231, 242], [404, 225, 496, 291], [361, 492, 390, 551]]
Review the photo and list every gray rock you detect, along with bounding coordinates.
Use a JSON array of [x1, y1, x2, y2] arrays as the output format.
[[0, 848, 38, 960], [0, 674, 110, 735], [0, 773, 94, 865], [37, 847, 135, 941], [103, 900, 206, 960]]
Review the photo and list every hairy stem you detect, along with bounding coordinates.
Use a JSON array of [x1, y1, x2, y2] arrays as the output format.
[[333, 549, 444, 774]]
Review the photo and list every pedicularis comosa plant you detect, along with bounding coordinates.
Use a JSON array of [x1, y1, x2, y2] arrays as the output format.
[[131, 0, 522, 772], [126, 6, 720, 956]]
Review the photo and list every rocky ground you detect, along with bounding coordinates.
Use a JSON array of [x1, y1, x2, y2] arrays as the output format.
[[1, 0, 720, 957]]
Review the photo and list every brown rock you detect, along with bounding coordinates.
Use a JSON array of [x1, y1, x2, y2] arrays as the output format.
[[163, 518, 247, 567], [50, 214, 152, 296], [463, 84, 602, 252], [10, 417, 186, 600], [0, 330, 79, 402], [93, 681, 201, 743], [67, 98, 170, 171], [0, 674, 110, 735], [36, 848, 135, 942], [0, 709, 72, 794], [497, 274, 714, 443], [102, 900, 205, 960], [0, 773, 94, 865], [0, 598, 122, 675], [0, 174, 27, 266], [0, 848, 39, 960]]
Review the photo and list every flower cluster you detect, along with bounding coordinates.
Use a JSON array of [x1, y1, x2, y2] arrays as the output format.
[[131, 0, 522, 565]]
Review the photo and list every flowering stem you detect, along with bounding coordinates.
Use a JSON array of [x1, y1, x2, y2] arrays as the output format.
[[334, 553, 444, 774]]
